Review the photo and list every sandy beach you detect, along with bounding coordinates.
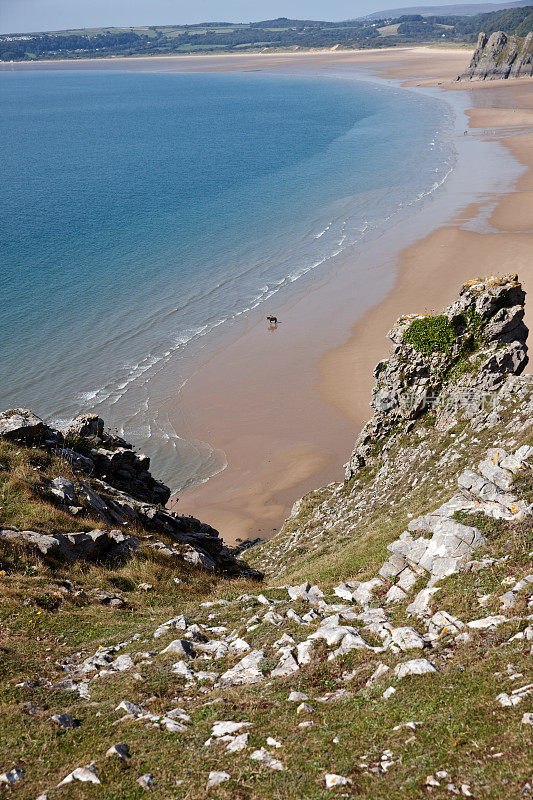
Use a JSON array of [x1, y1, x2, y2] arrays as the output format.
[[7, 47, 532, 544], [163, 48, 533, 544]]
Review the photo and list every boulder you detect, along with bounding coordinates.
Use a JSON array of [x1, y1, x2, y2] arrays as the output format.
[[0, 409, 46, 441]]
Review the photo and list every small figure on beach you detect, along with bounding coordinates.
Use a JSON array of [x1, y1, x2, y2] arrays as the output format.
[[267, 315, 278, 326]]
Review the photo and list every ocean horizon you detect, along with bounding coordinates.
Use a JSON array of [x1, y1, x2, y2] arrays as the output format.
[[1, 67, 456, 489]]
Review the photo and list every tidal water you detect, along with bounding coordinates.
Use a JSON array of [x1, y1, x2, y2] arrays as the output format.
[[0, 68, 456, 487]]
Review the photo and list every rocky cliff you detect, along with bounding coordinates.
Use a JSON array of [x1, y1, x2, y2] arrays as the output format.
[[459, 30, 533, 79], [345, 274, 528, 477], [0, 409, 261, 579]]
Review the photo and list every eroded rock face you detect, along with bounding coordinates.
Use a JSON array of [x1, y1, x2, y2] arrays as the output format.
[[345, 275, 528, 478], [459, 31, 533, 81], [0, 410, 262, 580], [0, 409, 47, 441]]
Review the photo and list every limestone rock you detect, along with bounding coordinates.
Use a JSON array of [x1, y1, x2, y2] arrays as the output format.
[[51, 713, 80, 728], [207, 771, 230, 788], [57, 764, 100, 786], [106, 743, 130, 760], [0, 409, 46, 441], [325, 773, 352, 788], [345, 275, 528, 478], [250, 748, 284, 771], [394, 659, 437, 678], [218, 650, 265, 687], [0, 767, 24, 786], [459, 31, 533, 81], [137, 773, 154, 790]]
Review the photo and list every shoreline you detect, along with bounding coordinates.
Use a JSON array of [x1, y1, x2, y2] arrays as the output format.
[[6, 49, 532, 545], [0, 45, 473, 70], [166, 51, 533, 545]]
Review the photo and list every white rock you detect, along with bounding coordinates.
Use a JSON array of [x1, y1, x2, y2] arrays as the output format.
[[521, 712, 533, 725], [172, 661, 195, 681], [394, 659, 437, 679], [206, 771, 230, 789], [406, 588, 440, 617], [137, 773, 153, 790], [226, 733, 249, 752], [106, 743, 130, 760], [296, 640, 314, 665], [0, 768, 23, 786], [288, 691, 309, 701], [383, 687, 396, 699], [496, 692, 522, 707], [218, 649, 265, 687], [366, 663, 390, 686], [212, 721, 252, 737], [250, 748, 284, 771], [57, 764, 100, 786], [115, 700, 143, 716], [267, 737, 282, 748], [325, 773, 352, 788], [296, 702, 315, 714], [467, 615, 506, 629]]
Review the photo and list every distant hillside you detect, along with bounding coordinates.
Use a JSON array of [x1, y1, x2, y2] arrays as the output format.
[[2, 6, 533, 61], [365, 0, 530, 18]]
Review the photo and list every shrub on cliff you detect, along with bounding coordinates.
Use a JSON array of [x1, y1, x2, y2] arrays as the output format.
[[402, 314, 458, 356]]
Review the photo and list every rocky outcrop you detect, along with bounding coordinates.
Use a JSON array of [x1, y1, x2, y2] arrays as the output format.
[[345, 275, 528, 478], [459, 31, 533, 80], [0, 411, 262, 580]]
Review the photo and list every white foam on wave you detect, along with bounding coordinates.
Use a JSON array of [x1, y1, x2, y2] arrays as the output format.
[[314, 221, 333, 238]]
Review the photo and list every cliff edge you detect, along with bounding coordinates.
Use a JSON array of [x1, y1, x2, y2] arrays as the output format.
[[459, 30, 533, 79]]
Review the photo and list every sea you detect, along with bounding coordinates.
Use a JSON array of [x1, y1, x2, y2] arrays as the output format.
[[1, 67, 458, 489]]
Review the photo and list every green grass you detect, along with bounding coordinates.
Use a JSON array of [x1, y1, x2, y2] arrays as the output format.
[[403, 314, 459, 356]]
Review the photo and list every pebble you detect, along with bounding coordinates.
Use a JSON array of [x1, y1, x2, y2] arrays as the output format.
[[325, 773, 352, 788], [288, 691, 309, 702], [51, 713, 80, 728], [226, 733, 249, 752], [212, 721, 252, 737], [137, 773, 154, 790], [207, 771, 230, 788], [296, 702, 315, 714], [106, 743, 130, 760], [0, 768, 23, 786], [57, 764, 100, 786], [250, 748, 284, 771]]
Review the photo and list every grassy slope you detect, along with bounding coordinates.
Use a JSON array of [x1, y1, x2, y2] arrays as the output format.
[[0, 378, 531, 797]]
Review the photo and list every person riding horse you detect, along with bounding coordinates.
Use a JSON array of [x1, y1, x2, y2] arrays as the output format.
[[266, 315, 278, 325]]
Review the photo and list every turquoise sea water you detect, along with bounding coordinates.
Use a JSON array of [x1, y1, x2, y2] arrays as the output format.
[[0, 69, 455, 486]]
